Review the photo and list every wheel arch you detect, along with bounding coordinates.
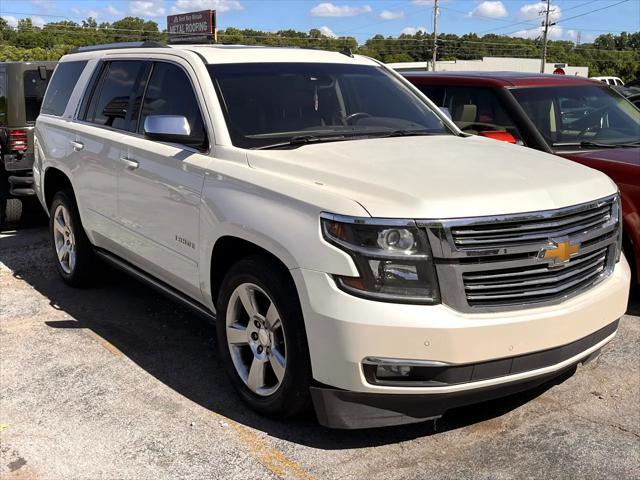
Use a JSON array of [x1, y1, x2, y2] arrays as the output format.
[[209, 235, 298, 308], [43, 167, 74, 211]]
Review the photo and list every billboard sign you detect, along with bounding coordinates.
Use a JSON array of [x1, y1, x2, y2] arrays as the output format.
[[167, 9, 216, 44]]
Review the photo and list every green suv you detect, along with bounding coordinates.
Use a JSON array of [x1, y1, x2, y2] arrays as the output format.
[[0, 61, 57, 228]]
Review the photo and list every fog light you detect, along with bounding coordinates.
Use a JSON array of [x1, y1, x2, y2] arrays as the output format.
[[376, 364, 412, 378]]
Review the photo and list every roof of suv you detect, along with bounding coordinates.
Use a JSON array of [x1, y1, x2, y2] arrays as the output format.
[[63, 43, 378, 66], [402, 71, 602, 88]]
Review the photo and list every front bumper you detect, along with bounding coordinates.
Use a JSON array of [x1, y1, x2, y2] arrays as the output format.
[[291, 256, 629, 427], [311, 321, 614, 428]]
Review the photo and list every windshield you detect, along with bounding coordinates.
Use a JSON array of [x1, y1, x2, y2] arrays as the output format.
[[208, 62, 451, 149], [510, 85, 640, 148]]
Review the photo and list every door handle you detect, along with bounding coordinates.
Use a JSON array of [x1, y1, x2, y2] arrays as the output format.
[[70, 140, 84, 151], [119, 156, 139, 170]]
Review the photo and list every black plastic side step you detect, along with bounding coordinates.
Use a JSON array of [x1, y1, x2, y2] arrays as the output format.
[[94, 249, 216, 323]]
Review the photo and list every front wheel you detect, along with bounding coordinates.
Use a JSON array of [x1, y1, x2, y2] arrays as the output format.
[[216, 256, 312, 418], [49, 189, 96, 286]]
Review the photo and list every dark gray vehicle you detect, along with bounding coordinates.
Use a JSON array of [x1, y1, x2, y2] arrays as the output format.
[[0, 61, 57, 227]]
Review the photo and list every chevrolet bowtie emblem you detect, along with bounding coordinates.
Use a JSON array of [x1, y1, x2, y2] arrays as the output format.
[[542, 240, 580, 265]]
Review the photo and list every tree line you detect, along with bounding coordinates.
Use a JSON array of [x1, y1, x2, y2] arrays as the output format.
[[0, 16, 638, 81]]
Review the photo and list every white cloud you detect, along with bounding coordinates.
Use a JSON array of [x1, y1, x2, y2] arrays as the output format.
[[170, 0, 243, 15], [310, 3, 372, 17], [513, 25, 563, 40], [380, 9, 404, 20], [1, 14, 45, 28], [319, 25, 337, 38], [87, 10, 100, 19], [31, 16, 46, 27], [517, 2, 561, 22], [129, 0, 166, 17], [31, 0, 53, 10], [468, 1, 508, 19], [411, 0, 435, 4], [401, 25, 428, 35], [565, 30, 594, 43], [105, 5, 124, 16], [1, 15, 19, 28]]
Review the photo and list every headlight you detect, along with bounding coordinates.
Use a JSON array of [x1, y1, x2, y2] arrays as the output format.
[[321, 214, 440, 304]]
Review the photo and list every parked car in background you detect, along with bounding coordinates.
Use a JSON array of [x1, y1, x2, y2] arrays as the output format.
[[626, 78, 640, 89], [0, 61, 57, 228], [592, 76, 625, 86], [612, 84, 640, 109], [403, 71, 640, 282]]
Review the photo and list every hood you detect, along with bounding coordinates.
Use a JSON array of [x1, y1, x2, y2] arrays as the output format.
[[247, 135, 617, 219], [559, 147, 640, 167]]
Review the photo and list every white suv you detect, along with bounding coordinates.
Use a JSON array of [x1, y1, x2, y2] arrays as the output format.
[[35, 42, 630, 429]]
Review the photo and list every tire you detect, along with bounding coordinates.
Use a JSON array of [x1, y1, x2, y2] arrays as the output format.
[[4, 198, 23, 224], [49, 189, 96, 287], [216, 255, 312, 418]]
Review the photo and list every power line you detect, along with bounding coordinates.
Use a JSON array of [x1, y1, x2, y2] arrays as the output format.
[[500, 0, 633, 37]]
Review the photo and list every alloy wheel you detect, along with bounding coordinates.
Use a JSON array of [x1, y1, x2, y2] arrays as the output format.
[[53, 204, 76, 274], [225, 282, 287, 396]]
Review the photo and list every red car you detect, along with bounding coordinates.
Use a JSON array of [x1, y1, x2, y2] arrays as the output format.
[[403, 71, 640, 281]]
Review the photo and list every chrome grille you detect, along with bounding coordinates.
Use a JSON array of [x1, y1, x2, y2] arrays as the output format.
[[463, 246, 608, 307], [420, 194, 620, 312], [451, 203, 612, 249]]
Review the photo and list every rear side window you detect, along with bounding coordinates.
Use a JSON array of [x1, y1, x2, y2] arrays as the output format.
[[41, 61, 87, 117], [23, 68, 54, 122], [137, 62, 207, 147], [0, 72, 6, 126], [86, 61, 144, 130]]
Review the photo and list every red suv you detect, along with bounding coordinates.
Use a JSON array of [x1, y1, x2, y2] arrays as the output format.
[[404, 71, 640, 281]]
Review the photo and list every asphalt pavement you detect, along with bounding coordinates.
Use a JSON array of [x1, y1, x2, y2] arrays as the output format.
[[1, 209, 639, 480]]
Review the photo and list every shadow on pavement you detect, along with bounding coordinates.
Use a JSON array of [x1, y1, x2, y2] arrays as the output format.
[[0, 222, 630, 449]]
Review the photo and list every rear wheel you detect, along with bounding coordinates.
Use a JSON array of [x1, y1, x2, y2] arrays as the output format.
[[3, 198, 23, 225], [49, 189, 96, 286], [216, 256, 312, 418]]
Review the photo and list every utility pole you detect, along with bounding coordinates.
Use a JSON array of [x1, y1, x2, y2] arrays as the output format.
[[539, 0, 555, 73], [432, 0, 439, 71]]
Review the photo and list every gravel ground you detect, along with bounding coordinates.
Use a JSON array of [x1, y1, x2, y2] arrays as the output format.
[[1, 212, 639, 480]]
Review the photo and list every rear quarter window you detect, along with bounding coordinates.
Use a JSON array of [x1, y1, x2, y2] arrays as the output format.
[[23, 69, 53, 123], [41, 61, 88, 117], [0, 72, 6, 126]]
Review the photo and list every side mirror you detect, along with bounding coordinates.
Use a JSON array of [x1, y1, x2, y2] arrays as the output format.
[[478, 130, 517, 144], [143, 115, 204, 146], [439, 107, 452, 120]]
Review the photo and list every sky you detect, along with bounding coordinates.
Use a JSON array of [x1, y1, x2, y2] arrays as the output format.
[[1, 0, 638, 44]]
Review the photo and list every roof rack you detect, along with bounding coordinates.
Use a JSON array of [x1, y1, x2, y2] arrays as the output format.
[[70, 41, 168, 54]]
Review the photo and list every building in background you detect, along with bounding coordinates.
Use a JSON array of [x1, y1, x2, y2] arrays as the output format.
[[388, 56, 589, 77]]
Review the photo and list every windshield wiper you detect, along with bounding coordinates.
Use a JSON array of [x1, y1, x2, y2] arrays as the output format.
[[380, 129, 436, 138], [255, 129, 439, 150], [554, 141, 640, 149], [255, 134, 348, 150]]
